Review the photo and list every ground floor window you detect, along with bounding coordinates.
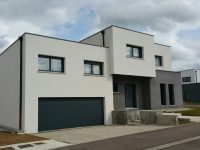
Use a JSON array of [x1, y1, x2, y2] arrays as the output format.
[[160, 84, 167, 105], [168, 84, 175, 105]]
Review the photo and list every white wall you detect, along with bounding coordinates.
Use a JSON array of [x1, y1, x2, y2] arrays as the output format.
[[154, 44, 172, 71], [0, 40, 20, 130], [111, 27, 156, 77], [82, 26, 173, 77], [181, 69, 200, 84], [22, 34, 113, 133]]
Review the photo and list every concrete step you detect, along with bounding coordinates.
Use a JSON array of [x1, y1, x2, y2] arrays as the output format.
[[162, 113, 182, 117]]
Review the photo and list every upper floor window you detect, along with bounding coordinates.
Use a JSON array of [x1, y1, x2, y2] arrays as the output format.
[[155, 55, 163, 67], [182, 77, 191, 82], [84, 60, 103, 75], [38, 55, 64, 73], [126, 44, 143, 59]]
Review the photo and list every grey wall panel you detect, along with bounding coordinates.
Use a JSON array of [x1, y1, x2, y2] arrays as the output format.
[[150, 70, 183, 109]]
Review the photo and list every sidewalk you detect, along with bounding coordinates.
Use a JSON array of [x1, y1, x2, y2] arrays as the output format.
[[0, 140, 68, 150]]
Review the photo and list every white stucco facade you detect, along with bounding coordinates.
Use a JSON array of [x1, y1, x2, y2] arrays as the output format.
[[21, 34, 114, 133], [82, 26, 172, 77]]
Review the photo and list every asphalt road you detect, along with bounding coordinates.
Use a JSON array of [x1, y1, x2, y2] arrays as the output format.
[[162, 139, 200, 150], [56, 123, 200, 150]]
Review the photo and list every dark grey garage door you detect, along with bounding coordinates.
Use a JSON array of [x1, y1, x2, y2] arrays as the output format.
[[38, 97, 104, 131]]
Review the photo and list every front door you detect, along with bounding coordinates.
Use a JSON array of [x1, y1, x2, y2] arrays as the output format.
[[125, 84, 137, 108]]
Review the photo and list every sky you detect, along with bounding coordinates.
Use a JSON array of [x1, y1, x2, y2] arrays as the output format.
[[0, 0, 200, 71]]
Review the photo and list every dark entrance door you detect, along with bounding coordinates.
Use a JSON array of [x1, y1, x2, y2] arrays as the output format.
[[125, 84, 137, 108], [38, 97, 104, 131]]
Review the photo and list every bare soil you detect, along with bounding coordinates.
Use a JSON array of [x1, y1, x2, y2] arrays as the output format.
[[0, 132, 47, 146]]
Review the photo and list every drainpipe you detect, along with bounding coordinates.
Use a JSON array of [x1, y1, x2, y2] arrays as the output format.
[[101, 30, 105, 47], [195, 70, 198, 83], [19, 36, 23, 130]]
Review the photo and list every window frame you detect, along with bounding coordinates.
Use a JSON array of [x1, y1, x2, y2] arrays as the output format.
[[182, 77, 191, 82], [38, 55, 65, 73], [155, 55, 163, 67], [126, 44, 143, 59], [84, 60, 103, 76]]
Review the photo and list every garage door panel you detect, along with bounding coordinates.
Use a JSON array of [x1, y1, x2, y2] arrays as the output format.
[[38, 97, 104, 131]]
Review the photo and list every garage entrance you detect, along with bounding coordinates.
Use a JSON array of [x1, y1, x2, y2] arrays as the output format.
[[38, 97, 104, 131]]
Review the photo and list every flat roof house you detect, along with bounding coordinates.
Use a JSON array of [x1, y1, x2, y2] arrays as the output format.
[[181, 69, 200, 103], [0, 25, 183, 133]]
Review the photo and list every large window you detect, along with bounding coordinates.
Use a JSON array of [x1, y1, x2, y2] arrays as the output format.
[[182, 77, 191, 82], [160, 84, 167, 105], [155, 55, 163, 67], [126, 44, 143, 58], [84, 60, 103, 75], [38, 55, 64, 72]]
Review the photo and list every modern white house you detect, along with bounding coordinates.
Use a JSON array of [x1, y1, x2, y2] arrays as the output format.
[[0, 25, 183, 133], [181, 69, 200, 84], [181, 69, 200, 103]]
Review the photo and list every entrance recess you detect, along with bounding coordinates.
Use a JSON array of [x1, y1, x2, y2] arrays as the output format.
[[125, 84, 137, 108]]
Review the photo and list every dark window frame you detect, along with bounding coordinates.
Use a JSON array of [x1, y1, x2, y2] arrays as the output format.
[[182, 77, 191, 82], [126, 44, 143, 59], [155, 55, 163, 67], [38, 55, 65, 73], [84, 60, 103, 75]]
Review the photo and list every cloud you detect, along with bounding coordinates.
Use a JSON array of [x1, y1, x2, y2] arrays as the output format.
[[0, 0, 200, 71]]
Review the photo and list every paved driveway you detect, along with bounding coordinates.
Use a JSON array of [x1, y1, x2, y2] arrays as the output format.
[[55, 123, 200, 150], [35, 125, 171, 145]]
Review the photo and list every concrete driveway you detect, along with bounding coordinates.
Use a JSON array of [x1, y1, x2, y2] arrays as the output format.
[[55, 123, 200, 150], [35, 125, 172, 145]]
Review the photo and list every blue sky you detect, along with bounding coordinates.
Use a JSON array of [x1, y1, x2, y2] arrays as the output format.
[[0, 0, 200, 70]]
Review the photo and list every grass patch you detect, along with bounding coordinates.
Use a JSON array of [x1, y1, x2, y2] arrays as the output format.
[[178, 105, 200, 116]]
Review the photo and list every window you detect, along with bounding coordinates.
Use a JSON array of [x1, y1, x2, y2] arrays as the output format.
[[182, 77, 191, 82], [113, 83, 118, 92], [84, 60, 103, 75], [168, 84, 175, 105], [160, 84, 167, 105], [155, 55, 163, 66], [38, 55, 64, 72], [126, 44, 143, 58]]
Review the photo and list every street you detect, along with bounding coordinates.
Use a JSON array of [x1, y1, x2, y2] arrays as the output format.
[[56, 123, 200, 150]]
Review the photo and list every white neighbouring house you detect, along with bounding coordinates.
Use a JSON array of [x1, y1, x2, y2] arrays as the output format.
[[0, 25, 183, 133], [181, 69, 200, 103]]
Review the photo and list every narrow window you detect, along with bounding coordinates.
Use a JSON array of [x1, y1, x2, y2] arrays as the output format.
[[182, 77, 191, 82], [84, 60, 103, 75], [126, 44, 143, 58], [113, 83, 118, 92], [155, 55, 163, 66], [160, 84, 167, 105], [168, 84, 175, 105], [38, 55, 64, 73]]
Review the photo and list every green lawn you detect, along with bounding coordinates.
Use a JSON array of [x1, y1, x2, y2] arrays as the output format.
[[178, 105, 200, 116]]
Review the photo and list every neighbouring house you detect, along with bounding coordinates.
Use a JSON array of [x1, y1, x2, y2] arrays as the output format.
[[0, 25, 183, 133], [181, 69, 200, 103]]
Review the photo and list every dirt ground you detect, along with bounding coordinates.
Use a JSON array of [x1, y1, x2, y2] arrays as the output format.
[[0, 132, 46, 146]]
